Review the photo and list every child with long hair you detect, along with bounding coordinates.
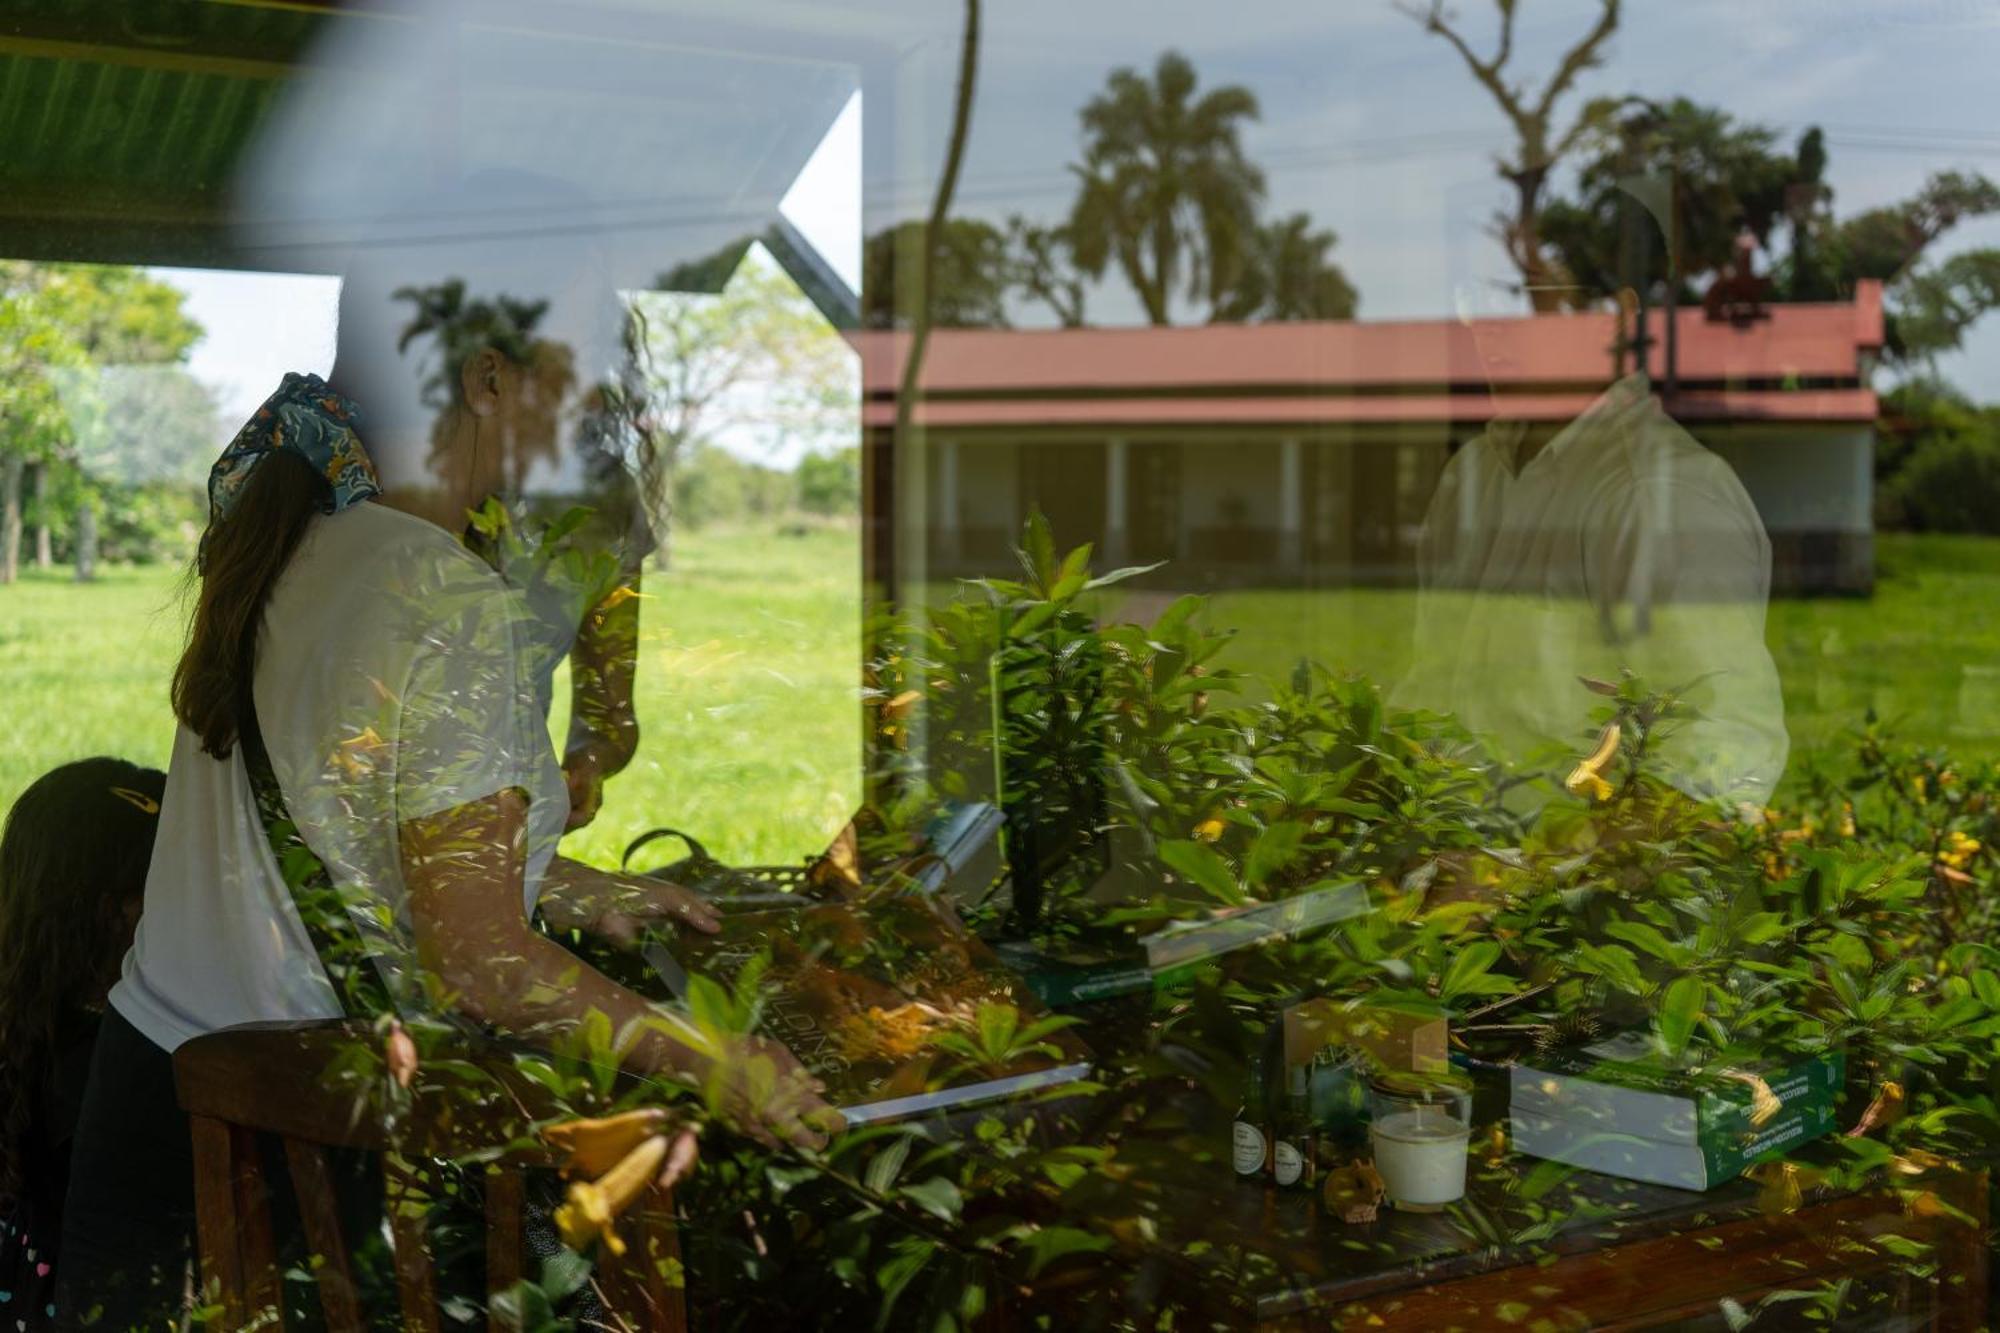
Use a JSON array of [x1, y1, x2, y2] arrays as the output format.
[[0, 759, 165, 1325]]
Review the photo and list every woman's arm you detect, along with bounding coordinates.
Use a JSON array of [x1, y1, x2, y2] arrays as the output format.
[[401, 787, 832, 1148], [538, 854, 719, 945], [562, 574, 641, 829]]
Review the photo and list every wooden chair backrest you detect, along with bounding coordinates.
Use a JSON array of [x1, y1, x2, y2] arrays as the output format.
[[173, 1019, 685, 1332]]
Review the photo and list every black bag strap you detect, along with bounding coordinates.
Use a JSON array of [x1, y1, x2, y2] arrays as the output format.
[[240, 709, 396, 1021]]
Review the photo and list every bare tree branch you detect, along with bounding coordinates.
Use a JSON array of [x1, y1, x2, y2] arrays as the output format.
[[1396, 0, 1524, 121], [1536, 0, 1621, 124]]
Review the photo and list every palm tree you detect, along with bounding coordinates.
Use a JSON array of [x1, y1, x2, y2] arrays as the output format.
[[1212, 213, 1360, 324], [1067, 51, 1264, 326]]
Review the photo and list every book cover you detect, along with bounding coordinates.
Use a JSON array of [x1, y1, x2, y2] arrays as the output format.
[[1510, 1099, 1836, 1191], [640, 894, 1093, 1126], [1511, 1034, 1844, 1145]]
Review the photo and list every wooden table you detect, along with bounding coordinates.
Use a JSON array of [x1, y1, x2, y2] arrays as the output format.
[[1188, 1150, 1991, 1330]]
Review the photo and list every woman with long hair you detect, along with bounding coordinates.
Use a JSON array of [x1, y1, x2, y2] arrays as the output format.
[[54, 179, 833, 1327], [0, 758, 164, 1326]]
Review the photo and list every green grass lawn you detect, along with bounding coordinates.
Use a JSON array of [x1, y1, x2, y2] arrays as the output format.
[[1173, 533, 2000, 785], [0, 522, 864, 870], [3, 528, 1995, 860]]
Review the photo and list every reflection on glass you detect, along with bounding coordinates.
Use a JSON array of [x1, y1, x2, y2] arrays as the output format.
[[3, 2, 1999, 1328]]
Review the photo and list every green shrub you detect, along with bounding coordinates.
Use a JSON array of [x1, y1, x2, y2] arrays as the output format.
[[1887, 432, 2000, 534]]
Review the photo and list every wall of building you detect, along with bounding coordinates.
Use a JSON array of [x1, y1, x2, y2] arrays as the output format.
[[1699, 424, 1875, 594], [911, 422, 1871, 595]]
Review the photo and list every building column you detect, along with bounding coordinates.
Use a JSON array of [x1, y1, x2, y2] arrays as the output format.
[[1104, 436, 1129, 566], [1277, 436, 1303, 576], [935, 436, 960, 567]]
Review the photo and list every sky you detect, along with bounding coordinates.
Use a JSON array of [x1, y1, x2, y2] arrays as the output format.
[[155, 0, 2000, 451]]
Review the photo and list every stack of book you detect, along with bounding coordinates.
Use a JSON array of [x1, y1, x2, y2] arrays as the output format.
[[1510, 1033, 1845, 1190]]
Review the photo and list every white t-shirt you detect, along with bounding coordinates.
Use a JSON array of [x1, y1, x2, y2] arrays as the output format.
[[1393, 375, 1788, 806], [113, 502, 569, 1052]]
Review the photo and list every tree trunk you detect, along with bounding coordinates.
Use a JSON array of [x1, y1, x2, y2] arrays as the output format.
[[1508, 164, 1565, 313], [31, 461, 52, 569], [648, 444, 678, 573], [1, 453, 22, 585], [74, 495, 97, 583]]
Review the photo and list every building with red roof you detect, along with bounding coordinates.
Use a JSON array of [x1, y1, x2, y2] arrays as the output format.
[[858, 280, 1884, 595]]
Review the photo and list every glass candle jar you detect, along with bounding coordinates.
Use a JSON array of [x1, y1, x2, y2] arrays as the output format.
[[1367, 1070, 1472, 1211]]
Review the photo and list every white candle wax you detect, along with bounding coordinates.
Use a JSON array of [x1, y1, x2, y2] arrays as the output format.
[[1370, 1107, 1469, 1209]]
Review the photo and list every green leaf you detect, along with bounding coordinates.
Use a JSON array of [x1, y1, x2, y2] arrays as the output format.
[[1244, 820, 1306, 888], [899, 1175, 964, 1222], [1657, 975, 1705, 1057], [1439, 940, 1507, 1004], [975, 1002, 1020, 1059], [1733, 912, 1788, 946], [1576, 942, 1646, 996], [1085, 560, 1165, 591], [1158, 839, 1243, 904], [1019, 1225, 1113, 1276], [1975, 971, 2000, 1010], [874, 1238, 937, 1329], [1604, 920, 1688, 966], [865, 1135, 912, 1195], [1017, 511, 1057, 589]]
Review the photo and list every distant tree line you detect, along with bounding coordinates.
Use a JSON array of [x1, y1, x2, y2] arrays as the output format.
[[0, 262, 218, 583], [1402, 0, 2000, 368], [671, 444, 859, 531], [861, 50, 1359, 331]]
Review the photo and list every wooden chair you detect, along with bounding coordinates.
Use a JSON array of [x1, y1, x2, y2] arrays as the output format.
[[174, 1020, 687, 1332]]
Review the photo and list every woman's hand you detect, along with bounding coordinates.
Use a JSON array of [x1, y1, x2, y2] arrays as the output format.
[[542, 857, 721, 943], [697, 1034, 842, 1152]]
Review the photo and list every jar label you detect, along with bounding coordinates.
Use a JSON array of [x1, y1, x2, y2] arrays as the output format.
[[1273, 1140, 1304, 1186], [1231, 1121, 1266, 1174]]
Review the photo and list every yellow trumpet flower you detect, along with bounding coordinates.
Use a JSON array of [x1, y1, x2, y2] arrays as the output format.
[[1564, 722, 1621, 802], [554, 1133, 669, 1258], [1845, 1080, 1905, 1139], [541, 1107, 673, 1180]]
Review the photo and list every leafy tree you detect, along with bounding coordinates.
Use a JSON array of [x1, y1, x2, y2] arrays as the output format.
[[1811, 170, 2000, 292], [1212, 211, 1360, 322], [1893, 248, 2000, 366], [0, 262, 207, 581], [1531, 99, 2000, 365], [795, 446, 860, 518], [1805, 172, 2000, 364], [671, 442, 796, 529], [1041, 51, 1357, 326], [633, 246, 855, 565], [1066, 50, 1266, 325], [1539, 97, 1800, 301], [860, 219, 1012, 330], [1399, 0, 1623, 311], [1005, 216, 1088, 328], [0, 286, 88, 584], [30, 263, 202, 364]]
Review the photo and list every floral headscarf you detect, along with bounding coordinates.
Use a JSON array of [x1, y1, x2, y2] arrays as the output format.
[[201, 372, 381, 568]]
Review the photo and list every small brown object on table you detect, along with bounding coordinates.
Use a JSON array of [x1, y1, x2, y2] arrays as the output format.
[[174, 1018, 687, 1333]]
